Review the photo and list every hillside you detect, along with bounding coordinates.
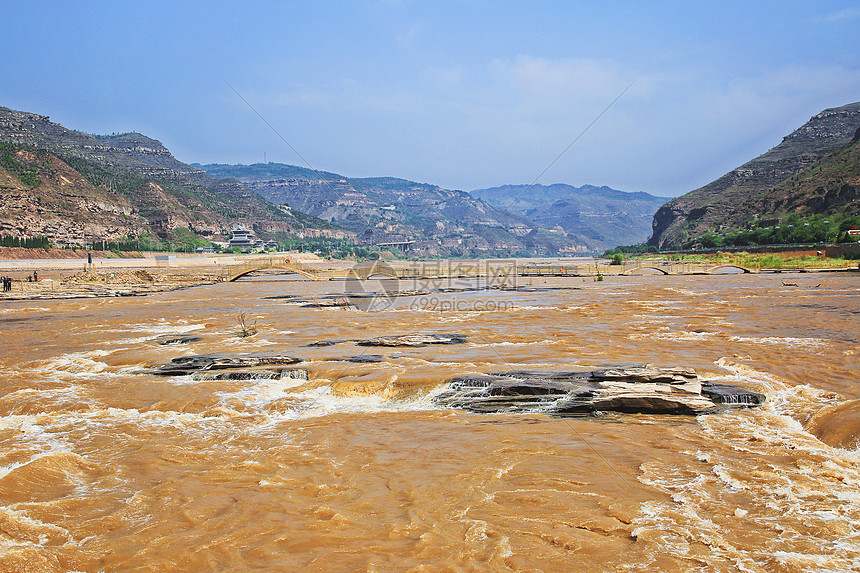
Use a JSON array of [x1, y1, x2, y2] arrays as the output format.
[[0, 143, 146, 243], [197, 163, 590, 256], [737, 128, 860, 221], [0, 106, 340, 246], [649, 102, 860, 249], [471, 184, 668, 251]]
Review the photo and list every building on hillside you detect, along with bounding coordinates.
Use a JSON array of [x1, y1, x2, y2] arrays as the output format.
[[228, 226, 256, 252]]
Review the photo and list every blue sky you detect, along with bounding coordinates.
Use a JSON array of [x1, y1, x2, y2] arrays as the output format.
[[3, 1, 860, 196]]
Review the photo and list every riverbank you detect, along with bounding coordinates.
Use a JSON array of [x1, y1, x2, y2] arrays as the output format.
[[0, 251, 328, 300], [0, 246, 144, 260], [2, 250, 856, 301], [0, 268, 219, 300]]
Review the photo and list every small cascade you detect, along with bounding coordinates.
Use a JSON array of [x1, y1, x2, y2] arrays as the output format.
[[280, 369, 309, 381]]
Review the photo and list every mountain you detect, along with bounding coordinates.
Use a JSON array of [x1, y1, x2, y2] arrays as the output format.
[[0, 106, 340, 247], [763, 128, 859, 217], [470, 184, 668, 251], [0, 143, 147, 244], [197, 163, 590, 256], [649, 102, 860, 249]]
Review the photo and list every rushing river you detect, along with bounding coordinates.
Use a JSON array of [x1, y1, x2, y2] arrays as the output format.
[[1, 270, 858, 572]]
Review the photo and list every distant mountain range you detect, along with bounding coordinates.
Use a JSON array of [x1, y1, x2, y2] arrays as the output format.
[[0, 102, 668, 256], [649, 102, 860, 249], [198, 162, 561, 255], [198, 163, 662, 254], [471, 184, 667, 251], [5, 100, 859, 256], [0, 106, 341, 247]]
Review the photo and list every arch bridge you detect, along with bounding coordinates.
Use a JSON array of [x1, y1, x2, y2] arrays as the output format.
[[703, 264, 753, 274], [221, 256, 763, 283], [222, 258, 402, 282], [620, 265, 672, 276], [224, 258, 322, 282], [621, 262, 756, 275]]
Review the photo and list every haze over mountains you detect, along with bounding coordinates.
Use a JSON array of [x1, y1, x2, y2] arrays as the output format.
[[0, 102, 665, 255], [197, 163, 534, 255], [472, 184, 666, 251]]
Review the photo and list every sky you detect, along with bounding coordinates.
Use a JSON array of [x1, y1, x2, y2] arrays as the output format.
[[3, 1, 860, 197]]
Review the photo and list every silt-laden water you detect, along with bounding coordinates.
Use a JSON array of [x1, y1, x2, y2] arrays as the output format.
[[0, 272, 858, 572]]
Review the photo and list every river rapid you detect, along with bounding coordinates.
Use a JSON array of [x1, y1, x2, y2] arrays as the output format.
[[0, 270, 858, 572]]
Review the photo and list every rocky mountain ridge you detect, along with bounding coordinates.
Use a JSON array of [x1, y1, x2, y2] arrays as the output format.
[[0, 144, 146, 244], [648, 102, 860, 249], [199, 163, 660, 254], [0, 106, 340, 245], [198, 162, 587, 256]]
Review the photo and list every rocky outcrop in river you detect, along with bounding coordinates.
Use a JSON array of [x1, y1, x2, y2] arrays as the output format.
[[147, 352, 764, 417], [434, 366, 765, 416], [306, 333, 468, 347], [152, 354, 302, 376]]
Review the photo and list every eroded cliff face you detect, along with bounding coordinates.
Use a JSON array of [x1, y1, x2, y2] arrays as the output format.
[[649, 102, 860, 249], [0, 148, 147, 244], [0, 106, 336, 242]]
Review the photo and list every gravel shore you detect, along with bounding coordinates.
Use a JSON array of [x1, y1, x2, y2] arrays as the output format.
[[0, 268, 220, 300]]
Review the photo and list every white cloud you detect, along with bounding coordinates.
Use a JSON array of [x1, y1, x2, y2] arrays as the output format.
[[396, 23, 423, 50], [491, 56, 636, 104], [431, 64, 465, 89], [222, 55, 860, 196], [815, 7, 860, 22]]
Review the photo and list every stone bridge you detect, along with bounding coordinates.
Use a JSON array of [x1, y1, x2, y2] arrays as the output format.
[[222, 258, 405, 282], [223, 258, 322, 282], [220, 256, 834, 283], [621, 263, 755, 275]]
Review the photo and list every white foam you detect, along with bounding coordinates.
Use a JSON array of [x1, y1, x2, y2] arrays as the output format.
[[0, 306, 50, 314], [26, 350, 112, 380], [729, 335, 830, 349], [0, 507, 72, 548], [629, 330, 720, 342], [258, 382, 450, 421], [470, 339, 563, 348], [633, 360, 860, 572], [0, 415, 78, 478]]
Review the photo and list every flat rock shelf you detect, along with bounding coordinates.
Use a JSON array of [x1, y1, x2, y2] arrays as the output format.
[[151, 354, 303, 376], [433, 366, 766, 416]]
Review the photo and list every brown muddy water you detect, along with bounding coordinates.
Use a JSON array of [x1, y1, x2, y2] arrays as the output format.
[[0, 271, 858, 572]]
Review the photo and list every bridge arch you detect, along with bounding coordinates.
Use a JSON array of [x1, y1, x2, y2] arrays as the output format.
[[228, 265, 317, 281], [705, 264, 753, 274], [621, 266, 671, 276], [346, 261, 399, 281]]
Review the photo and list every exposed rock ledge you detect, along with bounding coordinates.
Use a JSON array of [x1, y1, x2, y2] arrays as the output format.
[[434, 366, 765, 416], [151, 354, 302, 376], [356, 334, 468, 347], [307, 334, 468, 347]]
